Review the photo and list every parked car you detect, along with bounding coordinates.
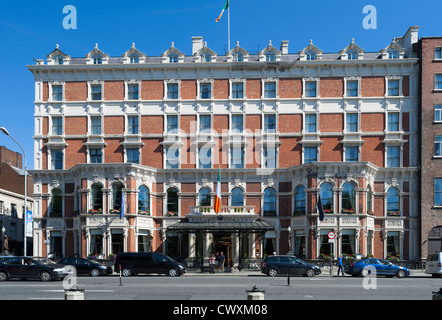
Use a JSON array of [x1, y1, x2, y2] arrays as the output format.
[[261, 255, 321, 277], [57, 257, 113, 276], [0, 256, 69, 281], [344, 258, 410, 278], [115, 252, 185, 277], [425, 252, 442, 278]]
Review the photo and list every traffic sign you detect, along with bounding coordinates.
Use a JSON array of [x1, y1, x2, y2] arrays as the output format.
[[328, 231, 336, 240]]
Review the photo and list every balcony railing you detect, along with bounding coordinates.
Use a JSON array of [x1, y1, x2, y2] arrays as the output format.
[[190, 206, 255, 215]]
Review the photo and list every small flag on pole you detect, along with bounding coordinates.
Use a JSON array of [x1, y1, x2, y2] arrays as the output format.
[[120, 193, 125, 219], [214, 168, 221, 213], [216, 0, 229, 22], [318, 195, 324, 222]]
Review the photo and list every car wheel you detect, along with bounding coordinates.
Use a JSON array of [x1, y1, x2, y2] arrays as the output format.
[[121, 267, 132, 277], [90, 269, 100, 277], [168, 268, 178, 277], [397, 269, 406, 278], [306, 268, 315, 277], [0, 271, 8, 281], [361, 267, 371, 278], [40, 271, 52, 282], [268, 269, 278, 277]]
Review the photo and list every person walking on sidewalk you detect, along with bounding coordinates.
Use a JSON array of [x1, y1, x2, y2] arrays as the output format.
[[219, 252, 226, 273], [337, 254, 344, 276], [209, 253, 216, 274]]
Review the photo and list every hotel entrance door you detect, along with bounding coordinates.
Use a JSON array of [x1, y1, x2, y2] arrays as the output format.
[[214, 234, 232, 267]]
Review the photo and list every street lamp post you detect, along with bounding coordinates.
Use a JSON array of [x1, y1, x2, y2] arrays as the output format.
[[0, 127, 28, 256]]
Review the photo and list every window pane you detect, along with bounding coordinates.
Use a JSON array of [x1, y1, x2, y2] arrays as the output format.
[[232, 82, 244, 99], [52, 150, 63, 170], [128, 116, 139, 134], [294, 186, 306, 214], [263, 188, 276, 216], [167, 115, 178, 133], [435, 105, 442, 122], [305, 81, 317, 97], [127, 149, 139, 164], [436, 75, 442, 90], [435, 136, 442, 156], [166, 147, 179, 169], [199, 188, 211, 206], [52, 85, 63, 101], [387, 188, 399, 213], [346, 113, 358, 132], [200, 83, 211, 99], [342, 183, 355, 211], [138, 186, 150, 213], [435, 179, 442, 206], [231, 115, 243, 133], [436, 48, 442, 60], [388, 113, 399, 131], [128, 84, 139, 100], [263, 147, 276, 168], [91, 84, 102, 100], [345, 147, 358, 162], [198, 146, 212, 169], [52, 117, 63, 135], [199, 115, 211, 133], [91, 117, 101, 135], [346, 80, 358, 97], [264, 114, 276, 133], [231, 188, 243, 206], [230, 147, 244, 168], [387, 146, 400, 167], [388, 80, 400, 96], [167, 83, 179, 99], [264, 82, 276, 98], [90, 148, 102, 163], [305, 114, 316, 133], [320, 183, 333, 210], [304, 147, 317, 163]]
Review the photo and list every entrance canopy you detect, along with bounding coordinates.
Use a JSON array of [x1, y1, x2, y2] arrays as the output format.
[[168, 219, 275, 234]]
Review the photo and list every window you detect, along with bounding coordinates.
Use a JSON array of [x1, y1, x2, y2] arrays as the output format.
[[167, 83, 179, 99], [138, 186, 150, 214], [200, 52, 211, 62], [436, 48, 442, 60], [200, 83, 212, 99], [130, 54, 139, 64], [166, 147, 179, 169], [388, 113, 400, 132], [167, 188, 179, 214], [231, 114, 243, 133], [90, 148, 103, 163], [294, 185, 306, 215], [91, 117, 101, 135], [305, 114, 316, 133], [306, 51, 316, 61], [230, 146, 244, 168], [342, 183, 356, 212], [264, 114, 276, 133], [198, 145, 212, 169], [169, 54, 179, 63], [128, 84, 139, 100], [346, 113, 358, 132], [387, 146, 400, 168], [388, 50, 399, 59], [91, 84, 102, 100], [51, 149, 63, 170], [320, 183, 333, 211], [263, 188, 277, 216], [305, 81, 317, 97], [52, 85, 63, 101], [345, 146, 359, 162], [346, 80, 358, 97], [435, 105, 442, 122], [233, 53, 243, 62], [435, 179, 442, 206], [304, 147, 317, 163], [51, 189, 63, 217], [263, 147, 276, 169], [231, 188, 244, 206], [52, 117, 63, 135], [127, 116, 139, 134], [264, 82, 276, 98], [387, 231, 400, 256], [55, 55, 64, 65], [388, 79, 400, 96], [367, 185, 373, 213], [266, 52, 276, 62], [435, 136, 442, 156], [387, 187, 400, 214], [436, 74, 442, 90], [91, 183, 103, 211], [347, 50, 358, 60], [199, 115, 211, 133], [112, 183, 124, 211], [198, 188, 211, 207], [127, 148, 139, 164], [167, 115, 178, 134], [93, 54, 102, 65], [232, 82, 244, 99]]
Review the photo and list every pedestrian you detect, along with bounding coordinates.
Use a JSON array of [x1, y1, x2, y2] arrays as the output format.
[[209, 253, 215, 274], [337, 254, 344, 276], [218, 252, 225, 273], [215, 252, 220, 272]]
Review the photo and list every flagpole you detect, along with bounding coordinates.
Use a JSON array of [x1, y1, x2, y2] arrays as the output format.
[[227, 2, 230, 51]]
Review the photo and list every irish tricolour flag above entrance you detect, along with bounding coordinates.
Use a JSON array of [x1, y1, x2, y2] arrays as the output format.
[[214, 168, 221, 213]]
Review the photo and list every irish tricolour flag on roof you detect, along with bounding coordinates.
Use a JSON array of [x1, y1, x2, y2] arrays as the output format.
[[216, 0, 229, 22]]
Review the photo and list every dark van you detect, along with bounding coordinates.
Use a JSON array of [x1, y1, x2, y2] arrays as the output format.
[[115, 252, 185, 277]]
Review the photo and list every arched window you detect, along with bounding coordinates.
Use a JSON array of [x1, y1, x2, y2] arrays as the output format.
[[51, 188, 63, 217], [138, 186, 150, 215], [320, 183, 333, 211], [294, 185, 306, 216], [387, 187, 400, 215], [167, 188, 179, 215], [112, 182, 124, 212], [231, 187, 244, 207], [91, 183, 103, 212], [263, 188, 277, 217], [199, 188, 211, 207], [342, 183, 356, 212]]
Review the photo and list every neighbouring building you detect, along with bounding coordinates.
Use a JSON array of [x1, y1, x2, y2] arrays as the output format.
[[419, 37, 442, 258], [27, 26, 421, 265], [0, 146, 33, 255]]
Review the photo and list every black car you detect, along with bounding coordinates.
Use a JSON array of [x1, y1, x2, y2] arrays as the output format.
[[57, 257, 113, 276], [115, 252, 185, 277], [261, 255, 321, 277], [0, 256, 69, 281]]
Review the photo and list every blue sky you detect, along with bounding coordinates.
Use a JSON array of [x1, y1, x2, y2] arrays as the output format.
[[0, 0, 441, 170]]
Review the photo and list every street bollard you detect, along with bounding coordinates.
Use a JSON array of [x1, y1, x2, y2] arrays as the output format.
[[65, 287, 85, 300], [432, 288, 442, 300], [246, 285, 265, 300]]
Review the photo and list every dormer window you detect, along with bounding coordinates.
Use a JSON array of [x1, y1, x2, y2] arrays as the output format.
[[347, 50, 358, 60], [93, 54, 102, 64], [130, 54, 139, 64], [233, 53, 243, 62], [122, 43, 146, 64], [388, 49, 399, 59], [266, 52, 276, 62], [86, 44, 109, 65], [306, 51, 317, 61], [55, 55, 64, 65], [169, 53, 179, 63], [200, 52, 211, 62]]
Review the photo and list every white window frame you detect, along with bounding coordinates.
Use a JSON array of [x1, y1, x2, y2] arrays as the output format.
[[125, 80, 141, 101], [344, 145, 360, 162], [164, 80, 181, 100], [435, 74, 442, 91], [126, 115, 140, 135], [435, 104, 442, 123], [345, 112, 359, 133], [435, 47, 442, 61], [344, 77, 361, 98], [385, 76, 402, 97], [125, 147, 141, 164], [262, 78, 278, 99], [49, 81, 65, 102], [197, 79, 213, 100], [49, 148, 65, 170], [302, 77, 319, 98], [303, 146, 318, 164], [229, 78, 246, 99], [87, 81, 104, 102]]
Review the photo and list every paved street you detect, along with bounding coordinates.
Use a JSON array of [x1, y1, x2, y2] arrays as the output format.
[[0, 270, 440, 301]]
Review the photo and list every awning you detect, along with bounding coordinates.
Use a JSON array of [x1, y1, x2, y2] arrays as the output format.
[[167, 219, 275, 234]]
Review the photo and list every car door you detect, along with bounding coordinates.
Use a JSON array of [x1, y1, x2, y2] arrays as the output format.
[[137, 253, 154, 274], [19, 258, 41, 279], [153, 253, 169, 274], [75, 258, 90, 275], [5, 257, 24, 278], [289, 257, 304, 275], [378, 259, 396, 275], [277, 256, 290, 275]]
